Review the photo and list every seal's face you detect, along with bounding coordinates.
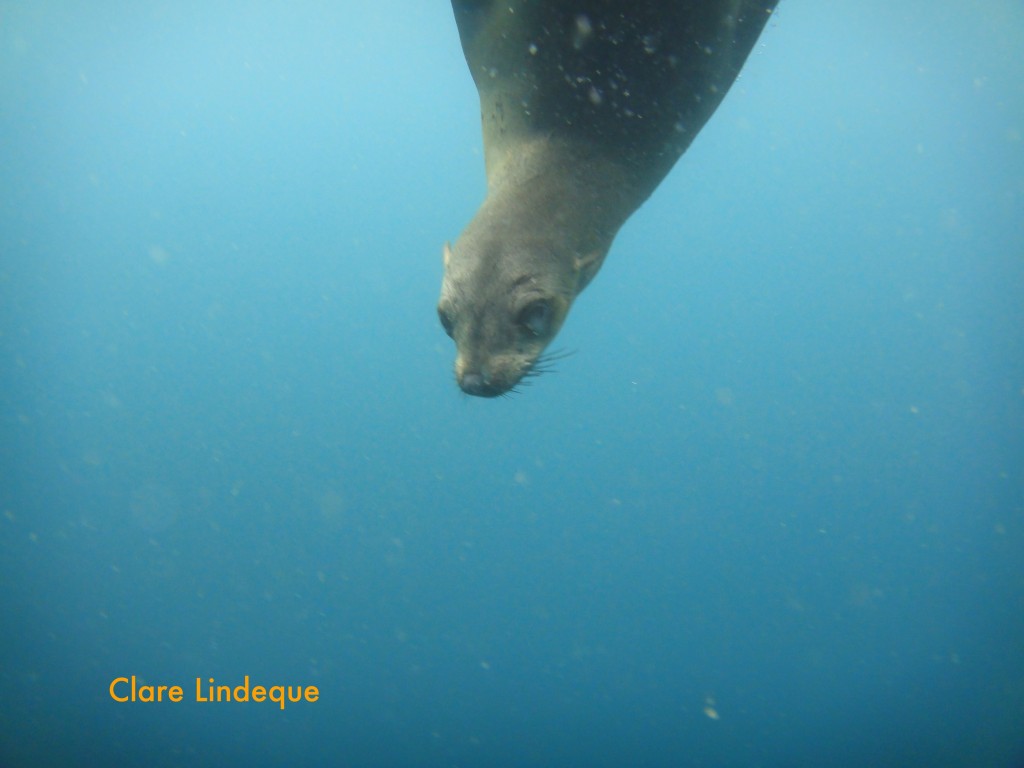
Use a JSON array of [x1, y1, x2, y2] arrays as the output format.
[[438, 241, 586, 397]]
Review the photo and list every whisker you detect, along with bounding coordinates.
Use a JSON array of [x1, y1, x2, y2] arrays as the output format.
[[522, 347, 577, 380], [538, 347, 576, 364]]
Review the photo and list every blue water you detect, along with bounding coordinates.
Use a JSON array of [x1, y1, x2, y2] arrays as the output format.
[[2, 2, 1022, 766]]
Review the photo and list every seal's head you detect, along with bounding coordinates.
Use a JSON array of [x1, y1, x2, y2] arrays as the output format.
[[437, 238, 602, 397]]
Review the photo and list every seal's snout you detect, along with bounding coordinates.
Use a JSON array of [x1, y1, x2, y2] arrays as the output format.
[[459, 372, 503, 398], [457, 356, 526, 397]]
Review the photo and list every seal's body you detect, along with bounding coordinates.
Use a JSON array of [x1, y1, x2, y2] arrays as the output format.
[[440, 0, 777, 396]]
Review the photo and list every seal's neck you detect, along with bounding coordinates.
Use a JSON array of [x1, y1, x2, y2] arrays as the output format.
[[483, 136, 648, 256]]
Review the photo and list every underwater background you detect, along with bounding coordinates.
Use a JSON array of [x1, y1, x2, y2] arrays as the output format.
[[2, 1, 1022, 766]]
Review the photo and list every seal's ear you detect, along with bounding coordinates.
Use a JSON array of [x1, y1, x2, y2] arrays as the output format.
[[574, 249, 605, 293], [443, 242, 453, 268]]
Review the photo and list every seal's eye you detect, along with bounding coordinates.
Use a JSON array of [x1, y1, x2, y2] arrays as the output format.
[[437, 306, 455, 338], [517, 299, 553, 337]]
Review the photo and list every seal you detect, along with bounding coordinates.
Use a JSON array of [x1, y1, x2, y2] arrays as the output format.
[[439, 0, 777, 397]]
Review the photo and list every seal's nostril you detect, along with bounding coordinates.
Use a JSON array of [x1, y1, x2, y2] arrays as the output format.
[[459, 372, 502, 398], [461, 372, 484, 392]]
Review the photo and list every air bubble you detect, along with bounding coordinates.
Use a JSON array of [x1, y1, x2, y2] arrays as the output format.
[[572, 14, 593, 50]]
